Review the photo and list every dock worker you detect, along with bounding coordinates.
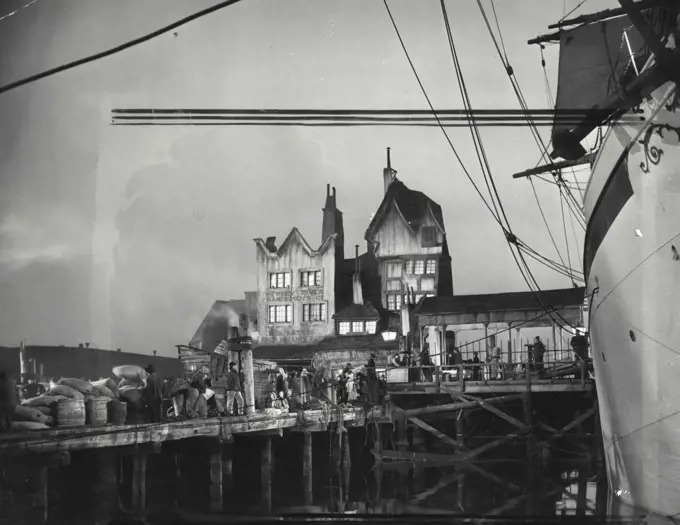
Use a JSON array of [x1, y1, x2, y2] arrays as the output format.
[[366, 353, 377, 381], [225, 362, 245, 416], [144, 364, 163, 422], [21, 374, 45, 400], [532, 336, 546, 377], [472, 352, 481, 380]]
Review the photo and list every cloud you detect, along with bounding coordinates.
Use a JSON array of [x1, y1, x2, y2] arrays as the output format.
[[0, 212, 84, 272]]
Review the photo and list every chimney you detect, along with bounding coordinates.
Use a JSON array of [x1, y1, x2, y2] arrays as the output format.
[[352, 245, 363, 305], [78, 343, 84, 348], [332, 187, 336, 207], [383, 147, 396, 195], [153, 350, 157, 356], [265, 236, 277, 252], [230, 327, 240, 340], [85, 342, 90, 348]]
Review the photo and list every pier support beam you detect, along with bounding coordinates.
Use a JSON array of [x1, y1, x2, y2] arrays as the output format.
[[261, 437, 272, 514], [131, 451, 147, 512], [303, 431, 313, 506], [456, 411, 465, 449]]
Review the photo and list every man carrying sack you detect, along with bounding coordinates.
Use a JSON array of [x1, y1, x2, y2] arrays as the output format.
[[225, 362, 245, 416]]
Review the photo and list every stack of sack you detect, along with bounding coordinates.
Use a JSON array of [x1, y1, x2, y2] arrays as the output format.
[[113, 365, 148, 411], [12, 394, 67, 431], [166, 378, 207, 419]]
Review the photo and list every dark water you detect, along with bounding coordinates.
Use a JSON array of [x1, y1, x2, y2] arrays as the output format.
[[0, 425, 634, 525]]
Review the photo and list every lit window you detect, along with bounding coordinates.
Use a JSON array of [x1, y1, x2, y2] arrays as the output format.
[[386, 262, 403, 278], [365, 321, 377, 334], [269, 272, 290, 289], [268, 305, 292, 323], [387, 294, 402, 311], [414, 260, 425, 274], [352, 321, 364, 332], [404, 260, 414, 274], [303, 303, 327, 322], [300, 270, 321, 287], [420, 277, 435, 292], [338, 322, 350, 335], [426, 260, 436, 274]]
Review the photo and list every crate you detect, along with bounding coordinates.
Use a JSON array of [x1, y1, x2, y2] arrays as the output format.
[[386, 368, 408, 383]]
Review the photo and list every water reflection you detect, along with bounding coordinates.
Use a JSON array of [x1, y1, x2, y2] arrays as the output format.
[[0, 428, 666, 524]]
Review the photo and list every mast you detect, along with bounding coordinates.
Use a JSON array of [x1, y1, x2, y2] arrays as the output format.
[[512, 153, 596, 179]]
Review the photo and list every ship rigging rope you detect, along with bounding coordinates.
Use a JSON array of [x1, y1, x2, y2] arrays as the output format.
[[480, 0, 587, 228], [529, 177, 572, 275], [439, 0, 576, 332], [559, 181, 576, 286], [0, 0, 247, 95], [381, 0, 504, 228]]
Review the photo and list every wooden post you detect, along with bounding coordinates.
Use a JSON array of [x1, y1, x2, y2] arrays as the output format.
[[458, 363, 464, 391], [593, 399, 603, 469], [39, 363, 44, 378], [523, 361, 532, 428], [395, 418, 408, 449], [261, 437, 272, 513], [131, 451, 147, 512], [19, 341, 28, 377], [241, 349, 255, 415], [223, 446, 233, 489], [33, 466, 48, 508], [457, 471, 465, 509], [576, 466, 588, 517], [174, 452, 181, 509], [209, 451, 223, 513], [303, 431, 313, 506], [484, 323, 490, 355]]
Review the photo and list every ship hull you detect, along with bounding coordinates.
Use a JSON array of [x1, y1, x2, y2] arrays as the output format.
[[585, 78, 680, 518]]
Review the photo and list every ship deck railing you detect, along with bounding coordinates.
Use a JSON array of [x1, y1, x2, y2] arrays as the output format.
[[384, 359, 593, 394]]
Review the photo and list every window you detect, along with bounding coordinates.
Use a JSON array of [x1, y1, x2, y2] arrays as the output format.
[[426, 260, 436, 274], [420, 277, 435, 292], [300, 270, 321, 287], [386, 279, 402, 292], [387, 293, 402, 311], [386, 262, 403, 278], [338, 320, 378, 335], [268, 304, 292, 323], [422, 226, 438, 247], [303, 303, 327, 322], [269, 272, 290, 289], [404, 260, 414, 274], [414, 260, 425, 274]]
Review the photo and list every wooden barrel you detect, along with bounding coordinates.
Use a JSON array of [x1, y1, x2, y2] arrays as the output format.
[[54, 399, 86, 427], [107, 400, 127, 425], [85, 398, 108, 426]]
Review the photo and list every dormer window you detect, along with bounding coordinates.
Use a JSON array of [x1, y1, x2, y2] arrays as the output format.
[[422, 226, 438, 247], [269, 272, 290, 289], [337, 320, 377, 335], [300, 270, 321, 287]]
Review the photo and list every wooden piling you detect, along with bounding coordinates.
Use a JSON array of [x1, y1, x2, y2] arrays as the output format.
[[131, 451, 147, 512], [261, 437, 272, 513], [241, 349, 255, 415], [576, 466, 588, 517], [209, 452, 223, 513], [303, 431, 313, 506], [173, 451, 181, 509]]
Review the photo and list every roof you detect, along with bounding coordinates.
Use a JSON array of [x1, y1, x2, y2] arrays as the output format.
[[333, 301, 380, 320], [252, 344, 316, 362], [365, 179, 445, 239], [254, 228, 336, 258], [414, 287, 586, 316], [315, 334, 399, 353]]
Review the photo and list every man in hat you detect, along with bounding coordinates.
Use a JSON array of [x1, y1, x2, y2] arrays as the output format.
[[225, 362, 245, 416], [144, 364, 163, 422], [366, 353, 377, 381]]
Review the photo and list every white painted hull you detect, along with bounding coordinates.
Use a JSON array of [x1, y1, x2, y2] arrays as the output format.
[[586, 76, 680, 519]]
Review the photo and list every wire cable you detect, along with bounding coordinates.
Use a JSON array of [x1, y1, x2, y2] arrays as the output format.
[[0, 0, 246, 95]]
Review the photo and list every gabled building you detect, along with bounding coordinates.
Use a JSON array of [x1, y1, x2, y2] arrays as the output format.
[[253, 185, 345, 345], [364, 148, 454, 313], [189, 293, 258, 352]]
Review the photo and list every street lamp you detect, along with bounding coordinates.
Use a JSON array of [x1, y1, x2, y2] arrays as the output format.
[[381, 331, 397, 342]]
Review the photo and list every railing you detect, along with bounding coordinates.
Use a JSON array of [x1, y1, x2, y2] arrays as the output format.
[[378, 359, 592, 391]]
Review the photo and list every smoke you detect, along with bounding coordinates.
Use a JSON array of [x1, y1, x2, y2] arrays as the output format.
[[208, 301, 241, 329]]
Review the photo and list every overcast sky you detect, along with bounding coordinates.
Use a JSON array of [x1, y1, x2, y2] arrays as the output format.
[[0, 0, 609, 355]]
